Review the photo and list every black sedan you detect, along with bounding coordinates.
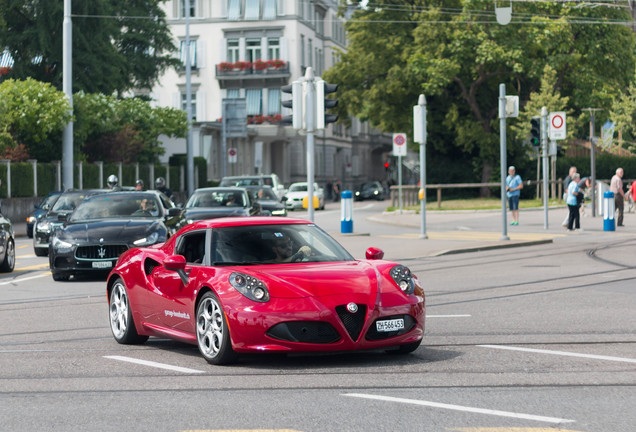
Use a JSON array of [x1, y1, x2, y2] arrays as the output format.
[[354, 181, 385, 201], [48, 191, 180, 281], [33, 189, 107, 256], [26, 191, 62, 238], [174, 187, 261, 230], [244, 185, 287, 216], [0, 211, 15, 273]]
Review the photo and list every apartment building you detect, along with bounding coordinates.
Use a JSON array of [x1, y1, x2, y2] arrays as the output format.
[[149, 0, 391, 188]]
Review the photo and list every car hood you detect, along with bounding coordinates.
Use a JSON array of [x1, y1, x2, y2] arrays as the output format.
[[251, 261, 381, 299], [58, 219, 162, 243], [185, 207, 249, 220]]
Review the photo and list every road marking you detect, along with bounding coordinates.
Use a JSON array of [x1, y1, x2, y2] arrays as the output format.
[[0, 273, 50, 286], [104, 355, 205, 374], [428, 314, 471, 318], [17, 254, 37, 258], [17, 244, 30, 249], [479, 344, 636, 364], [343, 393, 575, 424], [378, 232, 563, 241], [449, 428, 584, 432], [14, 263, 50, 272]]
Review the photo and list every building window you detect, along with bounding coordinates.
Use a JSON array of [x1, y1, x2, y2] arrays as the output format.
[[246, 38, 262, 62], [180, 40, 197, 69], [181, 92, 197, 121], [245, 0, 260, 20], [246, 89, 262, 115], [263, 0, 277, 20], [267, 38, 280, 60], [308, 39, 313, 68], [300, 35, 305, 68], [228, 0, 241, 20], [227, 39, 240, 62], [180, 0, 196, 18], [227, 89, 240, 99], [268, 88, 281, 115]]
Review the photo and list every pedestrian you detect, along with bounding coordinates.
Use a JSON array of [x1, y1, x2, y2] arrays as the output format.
[[576, 176, 592, 217], [332, 180, 341, 202], [505, 166, 523, 225], [566, 173, 581, 231], [609, 168, 626, 227], [563, 166, 577, 201], [135, 179, 145, 191]]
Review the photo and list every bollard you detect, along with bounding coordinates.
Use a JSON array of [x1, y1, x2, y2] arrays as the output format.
[[603, 190, 615, 231], [340, 190, 353, 233]]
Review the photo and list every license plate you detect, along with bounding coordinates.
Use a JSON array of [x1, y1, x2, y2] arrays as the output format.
[[376, 318, 404, 332], [92, 261, 112, 269]]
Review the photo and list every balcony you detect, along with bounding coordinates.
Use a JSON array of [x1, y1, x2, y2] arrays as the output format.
[[216, 60, 290, 88]]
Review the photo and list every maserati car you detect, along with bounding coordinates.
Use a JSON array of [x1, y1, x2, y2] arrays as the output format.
[[48, 191, 181, 281], [244, 185, 287, 217], [33, 189, 107, 256], [106, 217, 425, 365], [174, 187, 261, 230], [283, 182, 325, 211], [26, 191, 62, 238]]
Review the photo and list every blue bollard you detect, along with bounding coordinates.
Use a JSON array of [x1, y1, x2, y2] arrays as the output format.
[[603, 190, 615, 231], [340, 190, 353, 233]]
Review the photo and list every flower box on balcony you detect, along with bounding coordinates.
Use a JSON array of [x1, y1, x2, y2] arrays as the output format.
[[268, 59, 286, 69]]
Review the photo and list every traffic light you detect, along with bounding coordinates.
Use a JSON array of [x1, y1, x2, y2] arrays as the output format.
[[530, 116, 541, 147], [281, 81, 302, 129], [316, 80, 338, 129]]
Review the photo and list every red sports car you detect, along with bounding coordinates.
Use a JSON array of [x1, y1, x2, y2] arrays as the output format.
[[106, 217, 425, 364]]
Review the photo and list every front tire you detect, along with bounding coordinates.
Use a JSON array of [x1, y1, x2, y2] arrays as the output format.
[[51, 271, 70, 281], [109, 278, 148, 344], [389, 340, 422, 355], [196, 292, 237, 365], [0, 238, 15, 272]]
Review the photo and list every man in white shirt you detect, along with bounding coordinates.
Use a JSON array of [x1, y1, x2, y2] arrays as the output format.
[[610, 168, 626, 227]]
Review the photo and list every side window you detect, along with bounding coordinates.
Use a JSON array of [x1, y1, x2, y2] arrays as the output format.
[[176, 231, 207, 264]]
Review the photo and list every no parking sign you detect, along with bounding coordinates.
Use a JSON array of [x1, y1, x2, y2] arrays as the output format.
[[548, 112, 567, 140], [392, 133, 407, 156]]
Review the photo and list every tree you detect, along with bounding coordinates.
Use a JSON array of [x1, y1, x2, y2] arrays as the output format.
[[0, 0, 180, 95], [74, 92, 188, 164], [324, 0, 636, 194], [0, 78, 71, 161], [609, 67, 636, 152]]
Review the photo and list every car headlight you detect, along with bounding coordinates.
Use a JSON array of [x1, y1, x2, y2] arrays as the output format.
[[355, 191, 360, 196], [271, 209, 286, 216], [36, 221, 52, 233], [186, 219, 194, 224], [27, 216, 37, 224], [390, 265, 415, 294], [133, 231, 160, 246], [51, 236, 73, 253], [229, 272, 269, 302]]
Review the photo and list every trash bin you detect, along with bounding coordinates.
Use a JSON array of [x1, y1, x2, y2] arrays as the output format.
[[340, 190, 353, 233], [603, 190, 615, 231]]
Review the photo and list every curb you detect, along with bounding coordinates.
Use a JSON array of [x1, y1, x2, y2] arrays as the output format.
[[430, 239, 553, 257]]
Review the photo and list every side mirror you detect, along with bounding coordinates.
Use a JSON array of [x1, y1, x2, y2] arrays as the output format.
[[281, 196, 288, 202], [58, 213, 69, 222], [167, 207, 181, 217], [163, 255, 188, 284], [365, 247, 384, 260]]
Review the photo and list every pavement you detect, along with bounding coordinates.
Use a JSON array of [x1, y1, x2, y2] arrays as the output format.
[[328, 202, 636, 260]]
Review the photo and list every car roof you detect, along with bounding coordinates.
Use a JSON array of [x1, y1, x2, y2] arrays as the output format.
[[193, 187, 248, 193]]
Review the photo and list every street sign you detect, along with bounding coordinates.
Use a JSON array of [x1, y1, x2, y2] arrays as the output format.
[[548, 112, 566, 140], [228, 147, 237, 163], [392, 133, 407, 156]]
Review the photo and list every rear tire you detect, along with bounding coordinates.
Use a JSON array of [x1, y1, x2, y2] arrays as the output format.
[[0, 238, 15, 272], [109, 278, 148, 344]]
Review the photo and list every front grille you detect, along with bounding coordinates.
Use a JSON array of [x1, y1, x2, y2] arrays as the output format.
[[75, 244, 128, 260], [365, 315, 417, 341], [335, 304, 367, 342], [267, 321, 340, 344]]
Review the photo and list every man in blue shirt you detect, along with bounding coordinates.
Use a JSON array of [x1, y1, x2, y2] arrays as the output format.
[[506, 166, 523, 225], [566, 173, 581, 231]]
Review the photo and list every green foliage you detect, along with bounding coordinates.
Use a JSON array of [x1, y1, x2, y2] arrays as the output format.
[[324, 0, 636, 188], [0, 78, 71, 161], [36, 163, 58, 196], [0, 0, 180, 95]]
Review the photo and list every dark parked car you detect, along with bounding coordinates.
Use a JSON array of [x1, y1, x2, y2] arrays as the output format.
[[26, 191, 62, 238], [0, 211, 15, 273], [175, 187, 261, 230], [244, 185, 287, 217], [48, 191, 180, 281], [33, 189, 107, 256], [354, 181, 385, 201]]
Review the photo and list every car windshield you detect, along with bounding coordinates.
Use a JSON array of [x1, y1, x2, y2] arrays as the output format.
[[40, 193, 60, 210], [249, 188, 278, 201], [186, 190, 247, 208], [70, 194, 162, 221], [289, 184, 308, 192], [51, 192, 97, 213], [209, 224, 354, 265]]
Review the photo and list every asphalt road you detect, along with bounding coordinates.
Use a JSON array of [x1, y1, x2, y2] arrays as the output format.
[[1, 204, 635, 432]]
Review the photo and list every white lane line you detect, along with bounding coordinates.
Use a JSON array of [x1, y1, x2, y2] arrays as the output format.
[[104, 355, 205, 374], [343, 393, 575, 424], [428, 314, 471, 318], [479, 344, 636, 364], [0, 273, 50, 286]]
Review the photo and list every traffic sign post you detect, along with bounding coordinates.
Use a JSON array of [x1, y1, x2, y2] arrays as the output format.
[[228, 148, 237, 164], [548, 112, 567, 140], [393, 133, 407, 214]]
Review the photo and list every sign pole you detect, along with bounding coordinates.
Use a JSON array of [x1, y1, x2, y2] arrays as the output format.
[[498, 84, 509, 240], [414, 95, 427, 239], [541, 106, 549, 229]]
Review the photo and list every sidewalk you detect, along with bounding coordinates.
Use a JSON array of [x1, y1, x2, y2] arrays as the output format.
[[331, 204, 635, 260]]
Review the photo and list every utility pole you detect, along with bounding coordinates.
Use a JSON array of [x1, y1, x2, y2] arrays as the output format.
[[414, 95, 427, 239], [541, 107, 549, 229], [583, 108, 601, 217], [62, 0, 73, 190], [185, 7, 194, 196], [498, 84, 509, 240]]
